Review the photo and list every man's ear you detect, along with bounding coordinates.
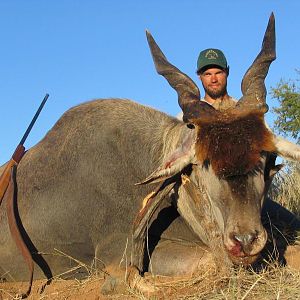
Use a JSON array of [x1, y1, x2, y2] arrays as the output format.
[[226, 66, 230, 76]]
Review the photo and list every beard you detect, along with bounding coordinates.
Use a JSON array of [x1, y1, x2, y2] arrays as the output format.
[[203, 85, 227, 100], [204, 85, 227, 99]]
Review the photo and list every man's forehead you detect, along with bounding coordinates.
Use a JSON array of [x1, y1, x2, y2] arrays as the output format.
[[201, 67, 226, 75]]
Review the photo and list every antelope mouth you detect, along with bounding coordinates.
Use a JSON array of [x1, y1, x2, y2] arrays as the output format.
[[226, 242, 260, 266], [224, 228, 268, 265], [228, 252, 260, 266]]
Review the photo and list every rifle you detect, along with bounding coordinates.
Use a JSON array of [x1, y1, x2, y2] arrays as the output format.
[[0, 94, 49, 204]]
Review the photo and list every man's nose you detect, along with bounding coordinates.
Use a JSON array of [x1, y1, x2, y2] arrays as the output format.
[[211, 75, 218, 82]]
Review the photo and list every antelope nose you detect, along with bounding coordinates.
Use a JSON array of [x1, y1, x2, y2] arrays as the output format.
[[234, 233, 256, 248], [227, 230, 267, 258]]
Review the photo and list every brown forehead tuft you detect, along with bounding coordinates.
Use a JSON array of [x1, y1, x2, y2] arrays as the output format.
[[194, 112, 275, 178]]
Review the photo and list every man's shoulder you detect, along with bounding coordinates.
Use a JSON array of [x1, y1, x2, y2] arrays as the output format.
[[209, 96, 237, 111], [229, 96, 238, 102], [175, 96, 238, 120]]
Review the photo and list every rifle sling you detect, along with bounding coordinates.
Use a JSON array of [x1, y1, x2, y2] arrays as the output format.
[[5, 165, 34, 298]]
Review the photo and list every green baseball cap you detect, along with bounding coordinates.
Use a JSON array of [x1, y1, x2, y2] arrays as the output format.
[[197, 48, 228, 73]]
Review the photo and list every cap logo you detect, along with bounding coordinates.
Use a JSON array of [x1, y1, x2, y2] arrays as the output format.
[[205, 49, 219, 60]]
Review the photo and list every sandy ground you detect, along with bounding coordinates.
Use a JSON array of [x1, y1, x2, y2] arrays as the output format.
[[0, 277, 129, 300], [1, 244, 299, 300], [0, 274, 191, 300]]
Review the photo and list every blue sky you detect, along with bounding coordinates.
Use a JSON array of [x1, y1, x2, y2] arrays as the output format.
[[0, 1, 299, 164]]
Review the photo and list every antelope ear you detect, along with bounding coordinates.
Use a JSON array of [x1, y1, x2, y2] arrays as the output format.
[[274, 135, 300, 161], [136, 131, 197, 185]]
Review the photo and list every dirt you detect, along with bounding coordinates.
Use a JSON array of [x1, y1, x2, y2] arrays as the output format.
[[0, 277, 133, 300], [0, 274, 191, 300], [1, 244, 300, 300], [284, 244, 300, 269], [0, 270, 218, 300]]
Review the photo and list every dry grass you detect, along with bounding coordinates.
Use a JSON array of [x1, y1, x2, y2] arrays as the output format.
[[2, 263, 299, 299], [269, 162, 300, 247], [130, 264, 300, 300], [270, 162, 300, 217]]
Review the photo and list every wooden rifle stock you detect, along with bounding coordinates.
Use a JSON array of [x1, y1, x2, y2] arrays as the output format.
[[0, 145, 25, 202], [0, 94, 49, 204]]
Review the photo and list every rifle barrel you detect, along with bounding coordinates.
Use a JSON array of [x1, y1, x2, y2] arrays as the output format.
[[19, 94, 49, 146]]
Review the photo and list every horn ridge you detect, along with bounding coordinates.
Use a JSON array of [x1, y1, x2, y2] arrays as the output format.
[[238, 13, 276, 113], [146, 30, 213, 123]]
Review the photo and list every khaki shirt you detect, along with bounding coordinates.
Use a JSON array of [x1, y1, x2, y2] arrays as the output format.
[[176, 97, 237, 120], [209, 96, 237, 111]]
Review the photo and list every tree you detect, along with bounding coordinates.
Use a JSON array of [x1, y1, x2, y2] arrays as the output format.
[[270, 70, 300, 143], [270, 72, 300, 217]]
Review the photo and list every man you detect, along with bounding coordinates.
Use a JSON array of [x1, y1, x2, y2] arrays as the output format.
[[196, 48, 236, 111], [176, 48, 235, 120]]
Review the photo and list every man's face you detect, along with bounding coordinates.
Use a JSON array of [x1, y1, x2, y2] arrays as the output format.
[[199, 67, 228, 99]]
